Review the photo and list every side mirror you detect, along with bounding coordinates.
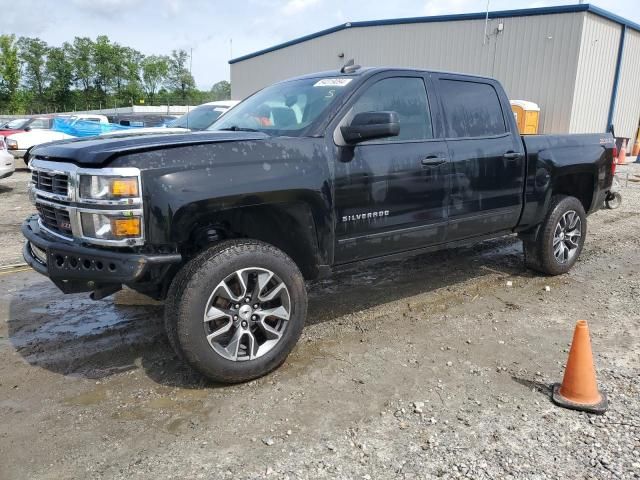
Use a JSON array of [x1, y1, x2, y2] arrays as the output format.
[[24, 126, 31, 132], [341, 111, 400, 144]]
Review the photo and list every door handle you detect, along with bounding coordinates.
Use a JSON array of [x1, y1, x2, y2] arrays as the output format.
[[421, 156, 447, 167], [503, 152, 523, 160]]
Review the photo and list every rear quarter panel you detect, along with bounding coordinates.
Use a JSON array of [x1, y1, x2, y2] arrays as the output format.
[[518, 133, 614, 230]]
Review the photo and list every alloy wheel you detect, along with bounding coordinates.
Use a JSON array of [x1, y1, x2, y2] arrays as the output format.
[[203, 268, 291, 361], [553, 210, 582, 264]]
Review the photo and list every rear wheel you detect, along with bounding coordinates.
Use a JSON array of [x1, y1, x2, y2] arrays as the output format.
[[523, 195, 586, 275], [165, 239, 307, 383], [605, 192, 622, 210]]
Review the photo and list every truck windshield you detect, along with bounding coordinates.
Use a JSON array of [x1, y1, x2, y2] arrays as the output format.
[[210, 77, 353, 136]]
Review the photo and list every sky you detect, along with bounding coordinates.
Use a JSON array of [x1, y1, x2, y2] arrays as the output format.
[[3, 0, 639, 90]]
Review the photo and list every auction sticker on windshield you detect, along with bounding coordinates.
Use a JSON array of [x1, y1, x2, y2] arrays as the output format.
[[314, 78, 353, 87]]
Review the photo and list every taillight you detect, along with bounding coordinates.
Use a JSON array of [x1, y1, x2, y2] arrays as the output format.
[[612, 146, 618, 175]]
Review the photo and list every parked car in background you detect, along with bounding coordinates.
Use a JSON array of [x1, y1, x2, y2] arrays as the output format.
[[0, 138, 15, 179], [108, 114, 179, 127], [0, 118, 31, 138], [6, 114, 108, 161], [169, 101, 239, 130]]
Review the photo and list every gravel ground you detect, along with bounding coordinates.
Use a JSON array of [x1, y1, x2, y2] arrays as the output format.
[[0, 163, 639, 479], [0, 169, 35, 266]]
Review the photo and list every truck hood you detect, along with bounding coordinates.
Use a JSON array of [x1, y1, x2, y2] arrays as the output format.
[[28, 130, 269, 166]]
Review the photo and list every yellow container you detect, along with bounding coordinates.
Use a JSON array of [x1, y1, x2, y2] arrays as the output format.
[[510, 100, 540, 135]]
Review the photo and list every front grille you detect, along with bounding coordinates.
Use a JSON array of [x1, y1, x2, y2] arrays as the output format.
[[36, 203, 73, 237], [32, 170, 69, 196]]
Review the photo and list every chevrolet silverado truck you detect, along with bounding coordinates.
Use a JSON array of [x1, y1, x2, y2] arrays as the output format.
[[22, 66, 615, 383]]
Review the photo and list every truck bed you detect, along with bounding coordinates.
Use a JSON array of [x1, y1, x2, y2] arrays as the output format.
[[517, 133, 615, 231]]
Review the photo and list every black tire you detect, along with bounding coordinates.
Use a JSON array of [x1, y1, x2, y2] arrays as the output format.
[[523, 195, 587, 275], [165, 239, 307, 383], [605, 192, 622, 210]]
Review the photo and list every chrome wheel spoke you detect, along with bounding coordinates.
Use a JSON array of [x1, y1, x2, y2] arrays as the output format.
[[260, 321, 282, 340], [565, 235, 580, 249], [568, 213, 579, 230], [206, 318, 233, 343], [260, 305, 290, 321], [259, 282, 287, 302], [205, 305, 231, 322], [554, 243, 564, 259], [216, 280, 242, 303], [224, 328, 244, 360]]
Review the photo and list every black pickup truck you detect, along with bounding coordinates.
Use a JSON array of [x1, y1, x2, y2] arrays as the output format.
[[22, 66, 615, 383]]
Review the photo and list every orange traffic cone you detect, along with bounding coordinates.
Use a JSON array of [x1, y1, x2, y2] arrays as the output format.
[[552, 320, 607, 414], [617, 139, 628, 165], [632, 137, 640, 157]]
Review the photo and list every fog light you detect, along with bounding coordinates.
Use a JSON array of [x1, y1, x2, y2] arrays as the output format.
[[111, 217, 141, 237]]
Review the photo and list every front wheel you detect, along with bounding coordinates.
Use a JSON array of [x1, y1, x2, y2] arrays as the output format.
[[523, 195, 587, 275], [165, 239, 307, 383]]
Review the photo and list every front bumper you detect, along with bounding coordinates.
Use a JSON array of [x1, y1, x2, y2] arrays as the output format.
[[9, 149, 26, 159], [22, 215, 181, 294]]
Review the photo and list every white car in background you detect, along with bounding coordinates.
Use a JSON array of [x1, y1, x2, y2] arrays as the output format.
[[0, 136, 15, 180], [6, 114, 109, 160]]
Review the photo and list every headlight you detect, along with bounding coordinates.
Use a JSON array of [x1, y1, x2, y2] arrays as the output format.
[[6, 138, 18, 150], [80, 212, 142, 240], [79, 175, 139, 200]]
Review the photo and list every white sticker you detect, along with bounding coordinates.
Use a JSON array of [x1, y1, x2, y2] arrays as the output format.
[[213, 107, 227, 112], [313, 78, 353, 87]]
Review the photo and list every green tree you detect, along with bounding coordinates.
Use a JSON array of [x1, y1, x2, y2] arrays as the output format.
[[167, 49, 195, 103], [0, 34, 20, 111], [17, 37, 49, 108], [114, 46, 143, 103], [141, 55, 169, 104], [46, 43, 74, 111], [210, 80, 231, 101], [92, 35, 117, 101], [70, 37, 94, 96]]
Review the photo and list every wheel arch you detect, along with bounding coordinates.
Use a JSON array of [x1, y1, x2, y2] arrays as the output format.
[[174, 202, 324, 280], [551, 170, 596, 214]]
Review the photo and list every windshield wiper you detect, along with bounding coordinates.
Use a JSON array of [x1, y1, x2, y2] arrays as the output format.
[[218, 126, 262, 132]]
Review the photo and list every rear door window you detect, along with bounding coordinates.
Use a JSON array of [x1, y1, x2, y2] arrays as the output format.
[[351, 77, 433, 142], [439, 80, 506, 138]]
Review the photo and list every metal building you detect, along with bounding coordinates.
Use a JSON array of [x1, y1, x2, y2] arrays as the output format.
[[229, 4, 640, 142]]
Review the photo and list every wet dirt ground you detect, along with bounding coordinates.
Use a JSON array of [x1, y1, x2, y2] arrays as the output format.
[[1, 165, 639, 479]]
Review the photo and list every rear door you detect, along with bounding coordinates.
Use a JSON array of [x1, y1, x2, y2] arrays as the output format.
[[333, 73, 449, 263], [434, 75, 525, 240]]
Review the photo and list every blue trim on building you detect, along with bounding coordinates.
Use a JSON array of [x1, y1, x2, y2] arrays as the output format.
[[607, 24, 627, 134], [229, 3, 640, 64]]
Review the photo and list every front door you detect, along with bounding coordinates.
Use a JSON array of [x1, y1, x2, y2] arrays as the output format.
[[333, 75, 449, 263]]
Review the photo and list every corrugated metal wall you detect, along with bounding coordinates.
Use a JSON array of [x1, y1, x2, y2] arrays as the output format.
[[231, 12, 584, 134], [231, 11, 640, 137], [612, 28, 640, 141], [569, 13, 621, 135], [492, 13, 583, 133]]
